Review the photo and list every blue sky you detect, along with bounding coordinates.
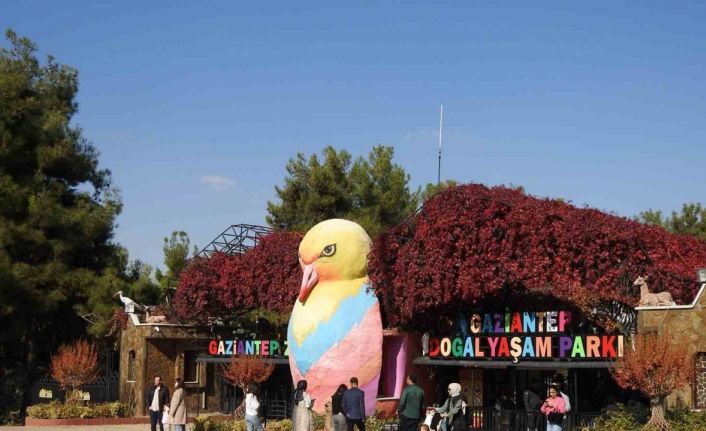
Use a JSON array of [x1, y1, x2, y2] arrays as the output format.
[[3, 1, 706, 270]]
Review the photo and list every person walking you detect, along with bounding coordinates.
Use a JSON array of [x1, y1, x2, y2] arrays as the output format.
[[245, 384, 265, 431], [397, 375, 425, 431], [552, 374, 572, 413], [540, 385, 566, 431], [292, 380, 314, 431], [341, 377, 366, 431], [433, 383, 465, 431], [146, 375, 170, 431], [168, 378, 186, 431], [522, 383, 542, 431], [331, 384, 348, 431]]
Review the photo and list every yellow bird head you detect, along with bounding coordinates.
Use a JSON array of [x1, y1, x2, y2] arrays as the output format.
[[297, 219, 372, 303]]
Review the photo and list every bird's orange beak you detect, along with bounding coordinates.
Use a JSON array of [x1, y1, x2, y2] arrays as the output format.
[[299, 262, 319, 303]]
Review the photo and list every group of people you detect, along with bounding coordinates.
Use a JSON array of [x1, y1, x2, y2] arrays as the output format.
[[146, 375, 187, 431], [144, 372, 572, 431], [292, 377, 367, 431], [419, 373, 573, 431], [522, 374, 572, 431]]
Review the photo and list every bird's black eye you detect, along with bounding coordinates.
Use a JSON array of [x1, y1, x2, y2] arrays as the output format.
[[320, 244, 336, 257]]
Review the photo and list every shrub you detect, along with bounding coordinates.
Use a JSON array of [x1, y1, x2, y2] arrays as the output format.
[[26, 401, 125, 419], [591, 405, 642, 431], [192, 417, 246, 431], [365, 414, 397, 431], [666, 408, 706, 431], [312, 412, 326, 430], [268, 419, 293, 431]]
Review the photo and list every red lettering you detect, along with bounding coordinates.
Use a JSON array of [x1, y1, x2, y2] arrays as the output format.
[[208, 340, 218, 355], [601, 335, 616, 357], [429, 338, 440, 357], [510, 313, 522, 333], [498, 338, 510, 357]]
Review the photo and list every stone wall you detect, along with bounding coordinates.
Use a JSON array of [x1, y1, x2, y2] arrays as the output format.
[[637, 284, 706, 409], [118, 315, 221, 416]]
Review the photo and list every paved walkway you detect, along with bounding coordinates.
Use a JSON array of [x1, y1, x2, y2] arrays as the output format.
[[0, 426, 163, 431]]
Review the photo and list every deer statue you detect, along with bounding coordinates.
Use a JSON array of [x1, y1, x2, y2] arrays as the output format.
[[635, 276, 676, 306], [145, 307, 168, 324]]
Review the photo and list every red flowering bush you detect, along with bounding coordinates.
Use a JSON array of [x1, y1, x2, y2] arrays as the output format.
[[50, 340, 100, 401], [174, 252, 230, 323], [175, 232, 301, 320], [612, 332, 694, 430], [176, 184, 706, 330], [368, 184, 706, 329]]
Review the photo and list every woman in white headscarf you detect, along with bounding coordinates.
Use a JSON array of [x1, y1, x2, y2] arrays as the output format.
[[434, 383, 466, 431]]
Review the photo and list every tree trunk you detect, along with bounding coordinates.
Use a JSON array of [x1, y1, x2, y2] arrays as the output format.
[[643, 397, 669, 431], [19, 333, 38, 424], [232, 385, 246, 419]]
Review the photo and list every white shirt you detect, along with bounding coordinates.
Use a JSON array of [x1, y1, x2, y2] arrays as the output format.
[[150, 386, 161, 412], [245, 393, 260, 416], [561, 392, 571, 412]]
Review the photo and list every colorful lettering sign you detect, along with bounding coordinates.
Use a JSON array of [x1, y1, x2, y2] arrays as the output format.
[[208, 339, 289, 357], [426, 310, 625, 362]]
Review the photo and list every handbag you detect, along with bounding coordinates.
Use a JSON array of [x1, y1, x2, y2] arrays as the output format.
[[547, 411, 564, 424]]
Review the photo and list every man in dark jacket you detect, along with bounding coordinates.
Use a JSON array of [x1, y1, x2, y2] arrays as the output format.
[[146, 375, 170, 431], [523, 382, 542, 431], [397, 375, 425, 431], [341, 377, 366, 431]]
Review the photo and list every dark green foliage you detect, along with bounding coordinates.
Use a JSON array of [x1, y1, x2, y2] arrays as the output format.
[[419, 179, 459, 204], [639, 203, 706, 242], [266, 145, 418, 236], [155, 230, 197, 295], [0, 30, 125, 420], [591, 405, 706, 431]]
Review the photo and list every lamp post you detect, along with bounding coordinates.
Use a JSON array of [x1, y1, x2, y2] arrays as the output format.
[[697, 269, 706, 284]]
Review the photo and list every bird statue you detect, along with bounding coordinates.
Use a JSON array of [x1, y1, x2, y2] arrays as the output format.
[[287, 219, 383, 415], [113, 291, 142, 313]]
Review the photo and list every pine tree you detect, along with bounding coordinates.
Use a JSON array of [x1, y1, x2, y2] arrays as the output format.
[[0, 30, 121, 419]]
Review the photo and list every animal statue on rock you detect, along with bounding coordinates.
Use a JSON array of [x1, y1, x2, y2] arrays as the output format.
[[113, 291, 143, 313], [145, 307, 168, 324], [287, 219, 383, 415], [635, 276, 676, 306]]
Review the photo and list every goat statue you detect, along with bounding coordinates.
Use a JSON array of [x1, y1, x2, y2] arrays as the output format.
[[636, 276, 676, 306]]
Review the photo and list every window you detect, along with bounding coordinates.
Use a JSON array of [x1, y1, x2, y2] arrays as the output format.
[[127, 350, 136, 382], [184, 351, 198, 383], [695, 353, 706, 409]]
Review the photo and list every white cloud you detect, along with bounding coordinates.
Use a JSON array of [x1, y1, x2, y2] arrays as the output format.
[[200, 175, 236, 191]]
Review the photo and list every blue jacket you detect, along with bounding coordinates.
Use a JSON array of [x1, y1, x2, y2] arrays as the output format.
[[341, 387, 366, 420]]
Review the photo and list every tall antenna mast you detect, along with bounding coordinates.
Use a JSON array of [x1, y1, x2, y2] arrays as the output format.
[[437, 104, 443, 185]]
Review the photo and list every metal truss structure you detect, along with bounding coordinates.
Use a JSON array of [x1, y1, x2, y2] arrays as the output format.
[[196, 224, 274, 258]]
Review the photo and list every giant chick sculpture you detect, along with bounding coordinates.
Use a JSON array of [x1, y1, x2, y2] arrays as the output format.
[[287, 219, 382, 415]]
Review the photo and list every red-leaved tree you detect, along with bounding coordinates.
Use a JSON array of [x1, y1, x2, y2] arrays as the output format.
[[175, 185, 706, 331], [611, 332, 694, 431], [174, 252, 231, 323], [369, 184, 706, 329], [221, 355, 274, 418], [50, 339, 100, 403], [175, 232, 301, 321]]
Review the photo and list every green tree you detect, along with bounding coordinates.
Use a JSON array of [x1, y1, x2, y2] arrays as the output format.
[[419, 179, 459, 205], [266, 145, 417, 235], [0, 30, 122, 419], [638, 203, 706, 241], [155, 230, 197, 293], [348, 146, 418, 234]]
